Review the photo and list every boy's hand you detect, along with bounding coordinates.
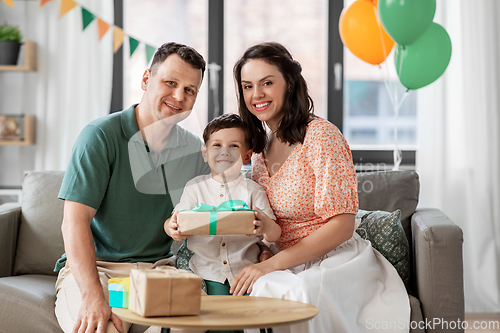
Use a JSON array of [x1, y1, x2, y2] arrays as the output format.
[[259, 248, 274, 262], [164, 210, 190, 241], [253, 207, 281, 243]]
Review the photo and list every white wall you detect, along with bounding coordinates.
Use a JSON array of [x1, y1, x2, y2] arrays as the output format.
[[0, 2, 39, 186]]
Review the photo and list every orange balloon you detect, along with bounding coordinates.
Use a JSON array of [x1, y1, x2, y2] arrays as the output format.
[[339, 0, 394, 65]]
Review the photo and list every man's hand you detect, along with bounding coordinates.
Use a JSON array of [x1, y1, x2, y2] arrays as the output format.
[[73, 292, 123, 333], [61, 200, 121, 333], [164, 210, 190, 241]]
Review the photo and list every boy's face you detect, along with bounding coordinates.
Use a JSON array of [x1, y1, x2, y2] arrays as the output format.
[[202, 127, 252, 181]]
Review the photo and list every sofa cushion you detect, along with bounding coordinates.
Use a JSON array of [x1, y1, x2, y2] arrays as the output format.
[[356, 209, 410, 287], [356, 171, 419, 245], [13, 171, 65, 276], [409, 295, 424, 333], [0, 274, 61, 333], [0, 204, 21, 277]]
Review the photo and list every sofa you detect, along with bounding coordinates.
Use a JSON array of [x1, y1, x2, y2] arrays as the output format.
[[0, 170, 464, 333]]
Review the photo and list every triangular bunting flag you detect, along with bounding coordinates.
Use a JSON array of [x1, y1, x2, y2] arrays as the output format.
[[113, 26, 125, 53], [1, 0, 14, 8], [81, 7, 95, 31], [59, 0, 77, 18], [129, 37, 140, 57], [39, 0, 52, 7], [146, 45, 156, 64], [96, 18, 110, 40]]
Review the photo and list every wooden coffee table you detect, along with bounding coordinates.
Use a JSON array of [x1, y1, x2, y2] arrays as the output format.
[[113, 295, 318, 332]]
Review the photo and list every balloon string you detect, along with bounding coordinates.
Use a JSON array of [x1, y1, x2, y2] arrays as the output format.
[[397, 89, 411, 110], [374, 1, 409, 171], [392, 92, 401, 171], [392, 89, 410, 171], [397, 46, 405, 84], [373, 3, 390, 62], [379, 64, 411, 171], [380, 65, 396, 110]]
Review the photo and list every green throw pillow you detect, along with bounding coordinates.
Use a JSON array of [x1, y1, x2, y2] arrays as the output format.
[[355, 209, 410, 287]]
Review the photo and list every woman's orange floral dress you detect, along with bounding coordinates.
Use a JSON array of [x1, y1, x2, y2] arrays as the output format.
[[252, 117, 358, 250], [249, 117, 410, 333]]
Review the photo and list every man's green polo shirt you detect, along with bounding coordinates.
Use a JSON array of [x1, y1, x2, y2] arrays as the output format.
[[56, 105, 209, 270]]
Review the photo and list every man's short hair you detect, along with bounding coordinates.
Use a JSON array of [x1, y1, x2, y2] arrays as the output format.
[[203, 113, 252, 149], [150, 42, 206, 79]]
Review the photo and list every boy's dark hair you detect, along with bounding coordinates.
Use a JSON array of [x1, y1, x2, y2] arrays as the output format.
[[203, 113, 252, 149], [150, 42, 206, 79], [234, 42, 315, 153]]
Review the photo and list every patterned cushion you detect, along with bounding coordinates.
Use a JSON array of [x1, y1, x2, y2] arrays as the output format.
[[176, 240, 207, 293], [355, 209, 410, 287]]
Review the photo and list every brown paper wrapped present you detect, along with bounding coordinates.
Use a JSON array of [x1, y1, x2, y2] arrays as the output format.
[[178, 210, 255, 235], [128, 267, 202, 317]]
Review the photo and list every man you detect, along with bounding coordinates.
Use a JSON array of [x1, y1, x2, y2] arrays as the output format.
[[55, 42, 210, 333]]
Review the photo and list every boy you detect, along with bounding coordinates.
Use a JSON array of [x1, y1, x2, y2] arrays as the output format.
[[165, 113, 280, 296]]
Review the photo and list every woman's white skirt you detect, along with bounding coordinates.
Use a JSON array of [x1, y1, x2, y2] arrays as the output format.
[[248, 233, 410, 333]]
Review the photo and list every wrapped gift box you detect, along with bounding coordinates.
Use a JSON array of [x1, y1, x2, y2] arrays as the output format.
[[129, 267, 202, 317], [178, 210, 255, 235], [108, 277, 129, 309]]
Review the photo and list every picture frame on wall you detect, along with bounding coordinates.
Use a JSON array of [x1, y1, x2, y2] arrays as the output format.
[[0, 114, 35, 144]]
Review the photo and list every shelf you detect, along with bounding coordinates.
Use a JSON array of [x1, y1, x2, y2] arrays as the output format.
[[0, 39, 36, 71], [0, 114, 35, 145]]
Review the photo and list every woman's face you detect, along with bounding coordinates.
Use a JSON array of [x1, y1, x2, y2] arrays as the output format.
[[240, 59, 288, 128]]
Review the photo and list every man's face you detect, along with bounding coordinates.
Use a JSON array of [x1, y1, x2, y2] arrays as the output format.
[[202, 127, 252, 180], [141, 54, 203, 125]]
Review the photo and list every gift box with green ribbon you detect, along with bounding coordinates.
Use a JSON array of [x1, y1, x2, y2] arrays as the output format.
[[178, 200, 256, 235]]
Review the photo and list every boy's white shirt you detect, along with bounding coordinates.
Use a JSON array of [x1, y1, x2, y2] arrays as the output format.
[[175, 173, 276, 285]]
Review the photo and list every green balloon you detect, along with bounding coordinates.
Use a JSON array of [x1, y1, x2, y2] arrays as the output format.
[[395, 23, 452, 90], [379, 0, 436, 46]]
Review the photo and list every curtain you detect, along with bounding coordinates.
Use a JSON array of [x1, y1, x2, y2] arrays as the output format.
[[31, 0, 114, 171], [417, 0, 500, 312]]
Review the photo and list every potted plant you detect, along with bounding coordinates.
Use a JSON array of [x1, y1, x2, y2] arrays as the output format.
[[0, 23, 23, 65]]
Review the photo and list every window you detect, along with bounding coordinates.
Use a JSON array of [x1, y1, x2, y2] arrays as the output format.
[[113, 0, 416, 169], [122, 0, 208, 138], [224, 0, 328, 120], [342, 0, 417, 169]]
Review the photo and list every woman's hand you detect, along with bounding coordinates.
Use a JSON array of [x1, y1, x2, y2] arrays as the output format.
[[230, 260, 276, 296], [253, 207, 281, 243], [164, 211, 190, 241]]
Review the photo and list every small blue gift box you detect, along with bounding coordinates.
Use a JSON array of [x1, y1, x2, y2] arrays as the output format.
[[108, 277, 129, 308]]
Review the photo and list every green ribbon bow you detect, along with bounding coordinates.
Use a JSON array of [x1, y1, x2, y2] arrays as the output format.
[[191, 200, 253, 235]]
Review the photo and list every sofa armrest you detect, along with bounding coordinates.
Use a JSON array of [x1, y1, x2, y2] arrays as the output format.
[[0, 203, 22, 278], [411, 208, 465, 332]]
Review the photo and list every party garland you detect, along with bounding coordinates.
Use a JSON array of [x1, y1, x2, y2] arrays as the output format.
[[1, 0, 157, 63]]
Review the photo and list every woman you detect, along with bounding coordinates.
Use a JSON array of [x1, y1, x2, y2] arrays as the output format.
[[231, 42, 410, 333]]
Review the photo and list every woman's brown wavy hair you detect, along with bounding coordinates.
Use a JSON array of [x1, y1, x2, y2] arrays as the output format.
[[234, 42, 315, 153]]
